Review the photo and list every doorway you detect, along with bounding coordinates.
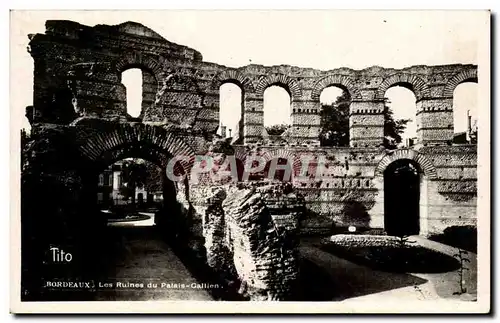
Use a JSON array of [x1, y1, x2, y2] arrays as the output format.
[[384, 159, 421, 236]]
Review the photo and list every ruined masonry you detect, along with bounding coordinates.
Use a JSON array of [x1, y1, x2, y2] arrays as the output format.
[[22, 20, 478, 300]]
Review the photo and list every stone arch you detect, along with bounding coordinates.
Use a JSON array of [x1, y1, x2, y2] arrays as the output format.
[[259, 148, 296, 181], [260, 148, 296, 163], [443, 69, 478, 98], [374, 149, 437, 179], [376, 73, 430, 101], [311, 74, 361, 101], [213, 69, 254, 93], [255, 74, 302, 100], [233, 147, 250, 166], [75, 122, 195, 173], [259, 148, 302, 175]]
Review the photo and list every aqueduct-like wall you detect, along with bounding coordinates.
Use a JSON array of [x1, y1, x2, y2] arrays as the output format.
[[29, 20, 477, 148], [25, 20, 478, 235]]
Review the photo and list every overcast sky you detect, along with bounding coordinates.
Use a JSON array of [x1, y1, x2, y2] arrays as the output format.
[[11, 10, 483, 139]]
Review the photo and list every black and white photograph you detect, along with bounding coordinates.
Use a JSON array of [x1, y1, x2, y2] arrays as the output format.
[[9, 9, 490, 314]]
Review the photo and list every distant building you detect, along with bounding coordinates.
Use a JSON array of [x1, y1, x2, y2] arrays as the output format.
[[404, 137, 416, 147], [96, 159, 151, 206], [453, 110, 478, 144]]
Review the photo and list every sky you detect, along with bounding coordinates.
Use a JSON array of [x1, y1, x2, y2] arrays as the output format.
[[10, 10, 483, 141]]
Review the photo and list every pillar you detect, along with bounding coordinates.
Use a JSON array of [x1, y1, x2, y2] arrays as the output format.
[[243, 92, 264, 144], [416, 98, 454, 145], [289, 95, 321, 146], [419, 176, 429, 236], [349, 100, 385, 147]]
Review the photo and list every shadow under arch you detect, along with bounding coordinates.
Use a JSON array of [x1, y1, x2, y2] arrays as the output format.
[[73, 122, 197, 238]]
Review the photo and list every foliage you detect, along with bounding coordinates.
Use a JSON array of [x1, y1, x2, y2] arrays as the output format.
[[383, 99, 412, 149], [428, 225, 477, 253], [342, 201, 370, 228], [265, 124, 289, 136], [119, 159, 148, 205], [319, 90, 351, 147], [144, 163, 163, 193], [319, 91, 411, 148], [395, 234, 416, 249], [453, 249, 470, 295]]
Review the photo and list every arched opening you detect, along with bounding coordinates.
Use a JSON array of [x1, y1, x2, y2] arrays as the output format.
[[235, 158, 245, 182], [264, 85, 291, 136], [96, 157, 177, 226], [72, 151, 206, 301], [319, 86, 351, 147], [384, 85, 417, 148], [264, 158, 293, 182], [384, 159, 422, 236], [453, 82, 478, 144], [219, 82, 243, 138], [121, 68, 143, 119]]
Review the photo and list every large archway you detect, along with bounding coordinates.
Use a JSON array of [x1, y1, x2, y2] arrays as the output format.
[[76, 122, 195, 232], [383, 159, 422, 236], [94, 156, 183, 228]]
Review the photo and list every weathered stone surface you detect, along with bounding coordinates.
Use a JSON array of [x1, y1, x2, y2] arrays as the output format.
[[28, 20, 477, 145], [222, 183, 302, 300]]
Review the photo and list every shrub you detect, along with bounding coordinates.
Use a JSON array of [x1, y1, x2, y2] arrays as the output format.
[[428, 225, 477, 253]]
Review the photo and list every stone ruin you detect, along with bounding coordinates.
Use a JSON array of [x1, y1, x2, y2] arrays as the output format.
[[21, 20, 478, 300]]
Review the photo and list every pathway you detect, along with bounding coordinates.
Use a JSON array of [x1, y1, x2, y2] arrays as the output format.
[[94, 216, 213, 301], [299, 236, 477, 302]]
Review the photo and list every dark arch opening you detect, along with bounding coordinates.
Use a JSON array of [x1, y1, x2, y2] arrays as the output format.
[[384, 159, 422, 236], [263, 158, 293, 182]]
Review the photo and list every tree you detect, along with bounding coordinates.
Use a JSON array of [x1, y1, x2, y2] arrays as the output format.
[[319, 90, 410, 148], [144, 163, 163, 193], [319, 90, 351, 147], [383, 99, 411, 149], [119, 159, 148, 206]]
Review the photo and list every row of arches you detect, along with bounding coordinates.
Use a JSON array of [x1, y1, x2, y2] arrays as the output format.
[[215, 81, 477, 146], [117, 67, 477, 146]]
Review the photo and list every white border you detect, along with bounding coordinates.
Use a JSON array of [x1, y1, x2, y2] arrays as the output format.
[[5, 3, 496, 317]]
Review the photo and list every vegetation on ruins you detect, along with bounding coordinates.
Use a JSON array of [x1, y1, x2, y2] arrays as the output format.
[[265, 124, 290, 136], [453, 248, 470, 295], [319, 90, 351, 147], [382, 99, 412, 149]]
